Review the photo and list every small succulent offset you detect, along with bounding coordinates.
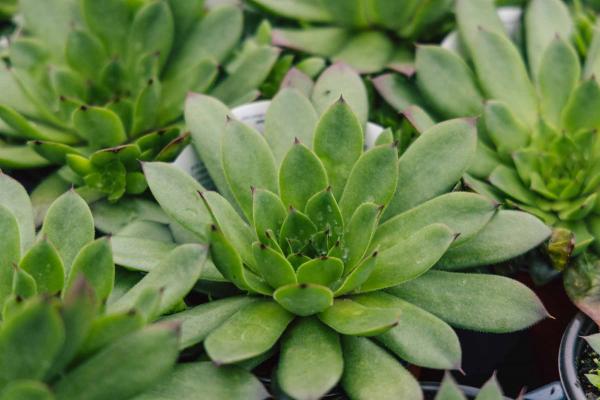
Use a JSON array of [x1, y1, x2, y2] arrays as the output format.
[[0, 172, 218, 400], [0, 0, 278, 201], [433, 373, 509, 400], [375, 0, 600, 263], [577, 325, 600, 392], [146, 86, 550, 399], [248, 0, 454, 74]]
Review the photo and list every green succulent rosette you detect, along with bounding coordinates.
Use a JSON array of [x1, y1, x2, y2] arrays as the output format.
[[0, 0, 278, 202], [375, 0, 600, 260], [247, 0, 454, 74], [143, 82, 550, 399], [0, 171, 253, 399]]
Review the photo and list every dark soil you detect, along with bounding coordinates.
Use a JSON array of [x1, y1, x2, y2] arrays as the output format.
[[577, 343, 600, 399]]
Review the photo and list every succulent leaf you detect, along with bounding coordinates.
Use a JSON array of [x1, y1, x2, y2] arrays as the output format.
[[341, 336, 422, 400], [389, 270, 549, 333], [205, 300, 294, 364], [277, 318, 343, 400]]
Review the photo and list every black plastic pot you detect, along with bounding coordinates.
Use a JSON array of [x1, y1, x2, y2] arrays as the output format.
[[559, 313, 598, 399]]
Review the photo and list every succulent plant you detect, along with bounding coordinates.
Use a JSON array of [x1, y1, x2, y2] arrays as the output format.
[[0, 171, 228, 399], [583, 332, 600, 390], [248, 0, 454, 74], [375, 0, 600, 264], [143, 83, 550, 399], [433, 373, 510, 400], [0, 0, 278, 201]]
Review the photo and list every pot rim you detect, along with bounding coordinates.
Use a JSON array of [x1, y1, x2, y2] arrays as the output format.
[[559, 312, 596, 400]]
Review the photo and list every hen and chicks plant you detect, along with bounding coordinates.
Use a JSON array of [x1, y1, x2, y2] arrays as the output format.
[[0, 0, 277, 201], [145, 80, 551, 399]]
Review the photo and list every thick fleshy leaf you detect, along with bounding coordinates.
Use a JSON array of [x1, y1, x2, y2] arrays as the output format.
[[252, 243, 297, 289], [297, 257, 343, 286], [77, 310, 145, 359], [162, 297, 255, 350], [455, 0, 506, 58], [313, 99, 363, 198], [438, 210, 551, 270], [318, 298, 399, 336], [342, 203, 381, 272], [0, 146, 52, 169], [211, 46, 279, 106], [471, 29, 537, 127], [54, 323, 179, 400], [339, 144, 398, 221], [335, 253, 377, 296], [279, 142, 328, 210], [525, 0, 572, 80], [167, 5, 242, 78], [222, 119, 278, 221], [41, 190, 94, 272], [109, 244, 206, 318], [279, 208, 317, 253], [205, 300, 293, 364], [184, 94, 234, 199], [20, 0, 74, 58], [66, 29, 107, 80], [274, 283, 334, 316], [252, 189, 286, 243], [252, 0, 330, 21], [538, 38, 580, 127], [0, 206, 20, 308], [373, 192, 497, 253], [311, 63, 369, 126], [484, 101, 529, 157], [415, 45, 482, 119], [47, 278, 98, 379], [305, 188, 344, 239], [0, 380, 54, 399], [65, 238, 114, 302], [488, 165, 538, 205], [435, 373, 467, 400], [561, 78, 600, 132], [372, 73, 424, 113], [128, 1, 173, 70], [144, 162, 211, 240], [277, 318, 343, 400], [353, 292, 461, 370], [264, 89, 319, 165], [389, 270, 549, 333], [361, 224, 455, 292], [0, 298, 65, 386], [341, 336, 422, 400], [332, 31, 393, 74], [81, 0, 130, 55], [272, 27, 348, 58], [72, 106, 127, 148], [475, 375, 505, 400], [0, 173, 35, 252], [132, 362, 268, 400], [385, 119, 477, 218], [200, 191, 256, 267], [111, 237, 176, 272], [11, 267, 36, 300], [19, 238, 64, 295]]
